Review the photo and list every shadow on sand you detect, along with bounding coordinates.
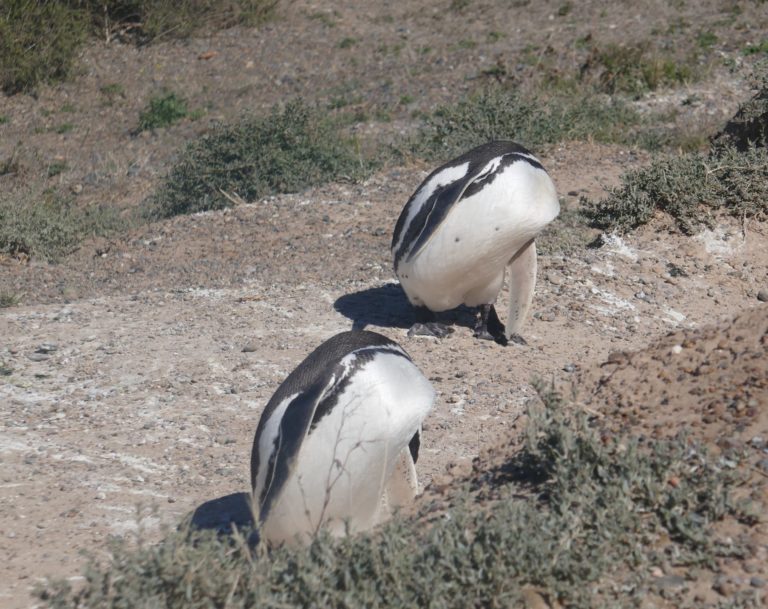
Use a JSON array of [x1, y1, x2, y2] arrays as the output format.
[[334, 282, 477, 332], [189, 492, 254, 535], [333, 282, 413, 330]]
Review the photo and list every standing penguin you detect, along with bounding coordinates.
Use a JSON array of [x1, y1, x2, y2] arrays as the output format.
[[250, 330, 435, 545], [392, 140, 559, 345]]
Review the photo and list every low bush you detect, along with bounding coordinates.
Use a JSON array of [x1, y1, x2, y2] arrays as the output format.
[[408, 87, 644, 161], [584, 145, 768, 234], [0, 1, 88, 94], [73, 0, 278, 42], [37, 387, 751, 608], [136, 92, 190, 132], [0, 0, 278, 93], [146, 100, 373, 219], [581, 42, 696, 97], [0, 188, 127, 261]]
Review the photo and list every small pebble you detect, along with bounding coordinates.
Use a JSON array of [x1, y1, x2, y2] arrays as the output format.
[[242, 342, 259, 353], [750, 577, 766, 588], [713, 575, 735, 596], [546, 271, 564, 286], [562, 363, 576, 373], [635, 291, 653, 303], [654, 574, 686, 589], [36, 343, 58, 354], [27, 353, 50, 362], [757, 290, 768, 302]]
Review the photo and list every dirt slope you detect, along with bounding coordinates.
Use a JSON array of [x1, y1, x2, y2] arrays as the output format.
[[2, 1, 768, 607], [2, 146, 767, 606]]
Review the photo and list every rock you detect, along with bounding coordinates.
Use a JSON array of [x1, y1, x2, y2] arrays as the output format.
[[546, 271, 564, 286], [242, 342, 259, 353], [750, 577, 766, 588], [36, 343, 58, 354], [654, 574, 686, 590], [713, 575, 736, 596], [635, 291, 653, 303], [757, 290, 768, 302], [27, 353, 50, 362]]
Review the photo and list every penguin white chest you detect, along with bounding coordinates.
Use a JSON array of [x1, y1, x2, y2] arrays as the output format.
[[398, 163, 558, 311], [260, 352, 434, 544]]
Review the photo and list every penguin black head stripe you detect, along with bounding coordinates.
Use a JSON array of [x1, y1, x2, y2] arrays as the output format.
[[250, 330, 435, 545], [391, 140, 559, 344]]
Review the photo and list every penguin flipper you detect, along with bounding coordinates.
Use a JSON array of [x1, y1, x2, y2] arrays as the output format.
[[257, 382, 324, 525], [395, 157, 504, 267], [505, 238, 537, 340]]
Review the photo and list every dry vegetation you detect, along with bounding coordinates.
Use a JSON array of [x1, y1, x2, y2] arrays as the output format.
[[1, 1, 767, 608]]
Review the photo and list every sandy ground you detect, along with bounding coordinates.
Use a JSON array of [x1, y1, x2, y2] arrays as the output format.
[[1, 1, 768, 606], [2, 146, 767, 605]]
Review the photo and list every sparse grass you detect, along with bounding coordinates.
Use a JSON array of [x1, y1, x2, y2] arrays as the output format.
[[146, 99, 374, 219], [0, 187, 128, 261], [0, 293, 20, 308], [99, 82, 125, 105], [80, 0, 278, 43], [408, 87, 644, 161], [584, 145, 768, 234], [137, 92, 190, 132], [0, 0, 88, 94], [47, 162, 68, 178], [0, 1, 278, 94], [37, 386, 753, 609], [712, 79, 768, 151], [743, 40, 768, 56], [581, 42, 696, 97]]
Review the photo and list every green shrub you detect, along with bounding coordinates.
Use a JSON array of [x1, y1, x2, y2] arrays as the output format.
[[147, 100, 373, 219], [0, 293, 20, 308], [584, 146, 768, 234], [0, 188, 127, 261], [0, 1, 88, 94], [137, 92, 189, 132], [38, 388, 749, 609], [581, 42, 695, 96], [409, 87, 642, 161], [0, 1, 278, 93], [72, 0, 278, 42], [712, 83, 768, 151]]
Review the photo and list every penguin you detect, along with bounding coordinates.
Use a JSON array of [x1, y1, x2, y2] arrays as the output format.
[[250, 330, 435, 545], [391, 140, 559, 345]]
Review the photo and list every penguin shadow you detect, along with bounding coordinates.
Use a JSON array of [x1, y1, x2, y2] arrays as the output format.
[[334, 282, 477, 332], [187, 491, 255, 536]]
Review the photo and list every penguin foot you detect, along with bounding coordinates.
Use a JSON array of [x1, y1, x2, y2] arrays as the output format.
[[473, 326, 507, 346], [508, 333, 528, 346], [475, 304, 508, 346], [408, 322, 453, 338]]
